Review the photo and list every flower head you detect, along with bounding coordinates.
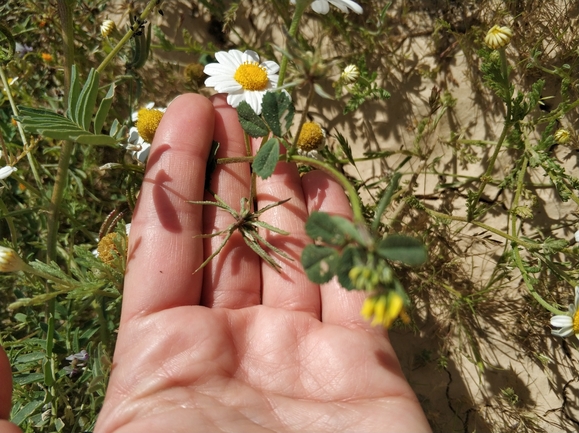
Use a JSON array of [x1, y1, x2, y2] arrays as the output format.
[[550, 286, 579, 339], [0, 246, 27, 273], [484, 25, 512, 50], [41, 53, 53, 62], [64, 350, 89, 377], [125, 103, 166, 163], [297, 122, 326, 157], [291, 0, 362, 14], [204, 50, 279, 115], [341, 64, 360, 83], [100, 19, 116, 38], [554, 128, 571, 145], [361, 291, 405, 328]]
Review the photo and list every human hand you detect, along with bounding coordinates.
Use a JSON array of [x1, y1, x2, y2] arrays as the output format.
[[0, 93, 431, 433]]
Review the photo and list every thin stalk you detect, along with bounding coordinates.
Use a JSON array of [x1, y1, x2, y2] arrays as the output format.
[[469, 48, 512, 221], [96, 0, 158, 73], [0, 66, 43, 188], [510, 156, 565, 315], [289, 83, 316, 156], [277, 0, 309, 87], [289, 154, 364, 223]]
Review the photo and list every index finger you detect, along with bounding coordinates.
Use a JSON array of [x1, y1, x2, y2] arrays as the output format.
[[121, 94, 215, 322]]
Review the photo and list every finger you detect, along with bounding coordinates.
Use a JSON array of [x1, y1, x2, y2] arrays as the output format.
[[0, 346, 12, 420], [122, 94, 214, 321], [301, 170, 369, 328], [254, 146, 320, 317], [201, 95, 260, 308]]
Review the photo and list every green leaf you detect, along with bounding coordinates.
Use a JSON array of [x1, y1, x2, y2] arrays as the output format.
[[237, 101, 269, 137], [262, 91, 294, 137], [67, 64, 80, 118], [74, 68, 100, 130], [336, 245, 365, 290], [94, 83, 115, 134], [11, 399, 43, 426], [305, 211, 365, 246], [372, 172, 401, 232], [301, 244, 338, 284], [376, 235, 427, 266], [253, 137, 279, 179], [17, 106, 119, 145]]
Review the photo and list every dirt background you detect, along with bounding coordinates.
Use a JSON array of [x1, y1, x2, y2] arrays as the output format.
[[108, 0, 579, 431]]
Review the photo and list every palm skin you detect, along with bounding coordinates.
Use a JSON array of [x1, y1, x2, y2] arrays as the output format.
[[0, 94, 431, 433]]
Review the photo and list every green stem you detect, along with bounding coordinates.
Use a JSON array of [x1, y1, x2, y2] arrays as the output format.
[[510, 156, 566, 315], [277, 0, 310, 87], [424, 207, 539, 251], [469, 48, 512, 221], [289, 154, 364, 223], [96, 0, 158, 74], [0, 67, 43, 188]]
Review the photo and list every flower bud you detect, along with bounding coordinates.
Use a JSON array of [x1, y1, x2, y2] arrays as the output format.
[[484, 25, 513, 50], [101, 20, 117, 38], [0, 246, 27, 272], [554, 128, 571, 145], [341, 64, 359, 83]]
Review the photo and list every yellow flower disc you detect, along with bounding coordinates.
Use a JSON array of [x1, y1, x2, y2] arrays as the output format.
[[297, 122, 325, 152], [573, 308, 579, 335], [97, 233, 122, 265], [233, 62, 269, 91], [136, 108, 164, 143]]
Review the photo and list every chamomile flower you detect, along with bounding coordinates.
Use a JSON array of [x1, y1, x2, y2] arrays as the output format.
[[484, 25, 513, 50], [125, 103, 166, 163], [203, 50, 279, 115], [550, 286, 579, 339], [0, 246, 27, 273], [554, 128, 571, 145], [296, 122, 326, 158], [290, 0, 363, 14], [341, 64, 360, 83]]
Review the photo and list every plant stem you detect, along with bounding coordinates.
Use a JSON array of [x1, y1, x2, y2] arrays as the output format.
[[0, 67, 43, 189], [469, 48, 512, 221], [277, 0, 309, 87], [96, 0, 158, 74], [289, 154, 364, 223], [509, 156, 566, 315]]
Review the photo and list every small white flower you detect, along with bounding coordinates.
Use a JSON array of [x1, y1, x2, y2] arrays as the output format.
[[290, 0, 363, 14], [0, 246, 27, 272], [0, 166, 17, 180], [204, 50, 279, 115], [100, 19, 116, 38], [341, 64, 360, 83], [550, 286, 579, 339], [484, 25, 513, 50]]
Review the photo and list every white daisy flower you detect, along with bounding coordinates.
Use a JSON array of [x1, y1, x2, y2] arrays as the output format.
[[550, 286, 579, 339], [203, 50, 279, 115], [484, 25, 512, 50], [290, 0, 363, 14]]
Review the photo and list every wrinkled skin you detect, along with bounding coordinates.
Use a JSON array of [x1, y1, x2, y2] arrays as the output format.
[[0, 94, 431, 433]]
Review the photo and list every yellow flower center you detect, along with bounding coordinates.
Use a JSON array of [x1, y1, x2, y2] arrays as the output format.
[[136, 108, 164, 143], [234, 62, 269, 91], [297, 122, 325, 151], [573, 308, 579, 334], [97, 233, 124, 265]]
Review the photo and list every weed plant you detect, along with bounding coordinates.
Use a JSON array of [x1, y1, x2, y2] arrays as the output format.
[[1, 0, 579, 432]]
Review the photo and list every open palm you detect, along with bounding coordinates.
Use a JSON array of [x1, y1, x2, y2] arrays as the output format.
[[0, 94, 431, 433]]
